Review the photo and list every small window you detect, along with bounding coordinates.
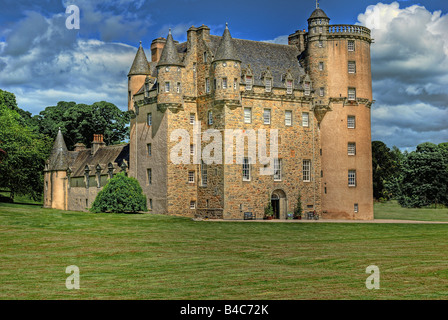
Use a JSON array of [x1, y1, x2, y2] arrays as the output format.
[[348, 40, 355, 52], [348, 170, 356, 187], [234, 78, 238, 90], [190, 201, 196, 209], [348, 88, 356, 101], [318, 40, 323, 48], [319, 26, 323, 33], [242, 157, 251, 181], [147, 113, 152, 126], [354, 203, 359, 213], [190, 144, 195, 156], [347, 116, 356, 129], [319, 62, 324, 71], [348, 142, 356, 156], [206, 78, 210, 93], [188, 171, 195, 183], [304, 82, 311, 96], [201, 161, 207, 187], [147, 169, 152, 184], [265, 78, 272, 92], [303, 160, 311, 182], [286, 80, 293, 94], [176, 82, 181, 93], [203, 52, 207, 63], [147, 143, 152, 156], [208, 111, 213, 125], [274, 158, 282, 181], [302, 112, 309, 127], [263, 109, 271, 125], [244, 107, 252, 124], [319, 87, 325, 97], [213, 79, 217, 91], [149, 199, 153, 210], [285, 110, 292, 126], [348, 61, 356, 74], [165, 82, 170, 92], [245, 76, 253, 90], [222, 77, 227, 89], [190, 113, 195, 125]]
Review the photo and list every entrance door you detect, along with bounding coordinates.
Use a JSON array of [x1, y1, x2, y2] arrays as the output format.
[[271, 190, 287, 219], [271, 194, 280, 219]]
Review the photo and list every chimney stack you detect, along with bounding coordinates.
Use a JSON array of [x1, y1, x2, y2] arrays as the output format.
[[150, 37, 167, 63], [91, 134, 106, 155]]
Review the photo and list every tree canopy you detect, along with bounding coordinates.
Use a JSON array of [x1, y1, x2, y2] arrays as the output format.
[[90, 173, 147, 213]]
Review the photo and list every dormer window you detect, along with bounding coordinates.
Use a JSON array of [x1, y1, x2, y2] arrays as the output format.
[[304, 82, 311, 96], [286, 80, 293, 94], [245, 76, 253, 91], [265, 78, 272, 93]]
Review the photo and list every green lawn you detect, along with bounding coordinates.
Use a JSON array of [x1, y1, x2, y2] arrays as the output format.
[[374, 200, 448, 222], [0, 202, 447, 300]]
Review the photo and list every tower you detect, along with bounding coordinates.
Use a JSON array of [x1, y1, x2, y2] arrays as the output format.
[[44, 129, 69, 210], [212, 23, 241, 106], [128, 41, 151, 111], [307, 6, 374, 219]]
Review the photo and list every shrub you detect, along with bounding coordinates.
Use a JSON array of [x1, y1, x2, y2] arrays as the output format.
[[90, 173, 147, 213]]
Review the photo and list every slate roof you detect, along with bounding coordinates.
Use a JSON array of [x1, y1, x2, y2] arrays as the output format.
[[213, 24, 240, 62], [128, 42, 151, 76], [309, 8, 329, 20], [48, 129, 69, 171], [157, 30, 183, 67]]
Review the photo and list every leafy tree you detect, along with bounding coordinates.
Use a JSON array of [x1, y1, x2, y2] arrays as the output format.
[[397, 142, 448, 208], [0, 104, 52, 201], [372, 141, 399, 200], [0, 89, 36, 129], [294, 193, 303, 218], [36, 101, 130, 150], [90, 173, 147, 213]]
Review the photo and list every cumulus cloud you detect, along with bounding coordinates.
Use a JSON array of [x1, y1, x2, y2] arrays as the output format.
[[358, 2, 448, 149]]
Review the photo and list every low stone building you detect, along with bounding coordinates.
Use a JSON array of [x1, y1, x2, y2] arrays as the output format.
[[45, 5, 374, 220]]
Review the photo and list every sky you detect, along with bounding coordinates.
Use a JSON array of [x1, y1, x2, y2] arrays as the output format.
[[0, 0, 447, 150]]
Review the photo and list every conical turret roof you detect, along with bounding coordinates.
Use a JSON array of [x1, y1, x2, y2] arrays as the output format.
[[214, 23, 240, 62], [48, 128, 69, 171], [308, 8, 329, 20], [157, 30, 183, 67], [128, 41, 151, 76]]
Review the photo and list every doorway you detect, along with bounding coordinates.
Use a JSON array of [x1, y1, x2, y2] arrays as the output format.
[[271, 189, 287, 219]]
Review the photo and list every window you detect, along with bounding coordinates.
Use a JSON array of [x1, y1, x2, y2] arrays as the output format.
[[164, 81, 170, 92], [190, 144, 195, 156], [214, 79, 217, 91], [348, 61, 356, 74], [244, 107, 252, 124], [319, 62, 324, 71], [348, 40, 355, 51], [347, 115, 356, 129], [147, 143, 152, 156], [304, 82, 311, 96], [190, 201, 196, 209], [147, 169, 152, 184], [319, 87, 325, 97], [285, 110, 292, 126], [242, 157, 251, 181], [208, 110, 213, 125], [206, 78, 210, 93], [318, 40, 323, 48], [303, 160, 311, 182], [201, 161, 207, 186], [286, 80, 293, 94], [263, 109, 271, 124], [265, 78, 272, 92], [319, 26, 323, 33], [245, 76, 253, 90], [222, 77, 227, 89], [176, 82, 181, 93], [348, 87, 356, 101], [348, 142, 356, 156], [302, 112, 309, 127], [203, 52, 207, 63], [354, 203, 359, 213], [190, 113, 195, 125], [274, 158, 282, 181], [188, 171, 195, 183], [149, 199, 153, 210], [234, 78, 238, 90], [348, 170, 356, 187], [147, 113, 152, 126]]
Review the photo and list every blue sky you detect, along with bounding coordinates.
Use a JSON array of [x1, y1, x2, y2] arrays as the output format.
[[0, 0, 447, 150]]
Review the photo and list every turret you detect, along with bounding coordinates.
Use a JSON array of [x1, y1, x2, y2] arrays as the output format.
[[128, 41, 151, 111], [156, 29, 184, 110], [212, 23, 241, 106]]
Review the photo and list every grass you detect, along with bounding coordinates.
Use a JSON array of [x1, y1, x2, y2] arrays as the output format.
[[0, 201, 447, 300], [374, 200, 448, 222]]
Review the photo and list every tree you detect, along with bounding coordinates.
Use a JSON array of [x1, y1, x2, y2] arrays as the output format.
[[36, 101, 130, 150], [0, 89, 36, 129], [372, 141, 399, 200], [294, 193, 303, 218], [397, 142, 448, 208], [90, 173, 147, 213], [0, 104, 52, 201]]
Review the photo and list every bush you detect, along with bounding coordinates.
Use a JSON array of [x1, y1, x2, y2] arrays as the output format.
[[90, 173, 147, 213]]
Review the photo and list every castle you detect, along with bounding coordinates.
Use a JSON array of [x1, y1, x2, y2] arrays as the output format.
[[44, 5, 374, 220]]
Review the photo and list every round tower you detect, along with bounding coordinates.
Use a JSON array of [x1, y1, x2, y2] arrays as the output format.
[[128, 41, 151, 111], [212, 23, 241, 105], [156, 29, 184, 109], [312, 5, 374, 220]]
